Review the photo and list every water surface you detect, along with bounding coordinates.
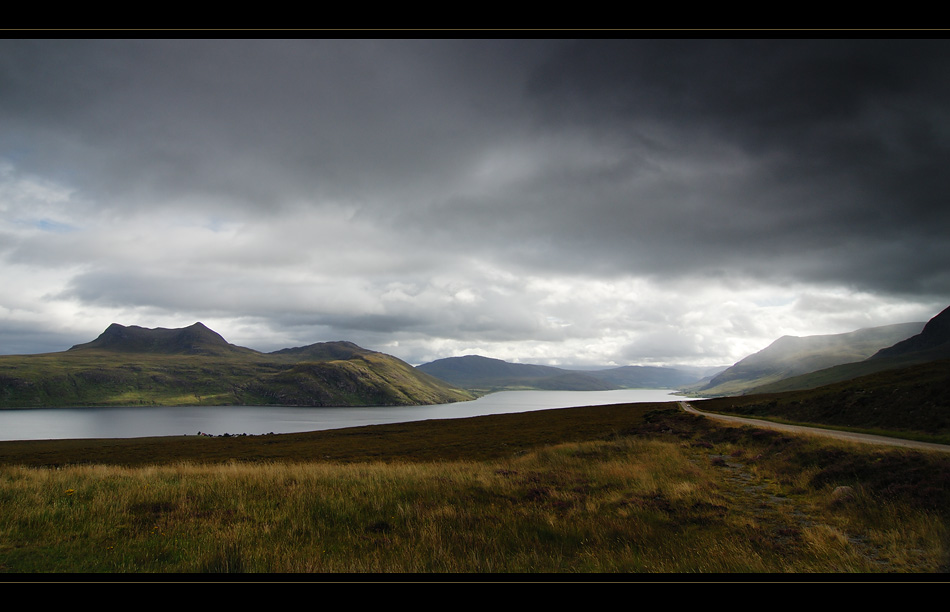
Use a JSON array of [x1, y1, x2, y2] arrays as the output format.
[[0, 388, 689, 441]]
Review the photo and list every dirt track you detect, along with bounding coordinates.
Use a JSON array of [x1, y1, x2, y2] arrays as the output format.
[[678, 401, 950, 454]]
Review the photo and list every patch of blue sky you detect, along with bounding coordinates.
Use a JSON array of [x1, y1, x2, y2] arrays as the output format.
[[203, 217, 230, 232], [34, 218, 77, 233]]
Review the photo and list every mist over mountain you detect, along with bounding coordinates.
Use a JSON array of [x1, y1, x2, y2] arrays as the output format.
[[870, 305, 950, 362], [416, 355, 708, 392], [746, 305, 950, 395], [415, 355, 614, 391], [699, 321, 925, 397], [584, 365, 712, 389]]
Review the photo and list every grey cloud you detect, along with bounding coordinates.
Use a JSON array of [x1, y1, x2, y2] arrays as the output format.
[[495, 39, 950, 292], [2, 39, 949, 364], [0, 319, 87, 355], [0, 40, 536, 215], [6, 39, 948, 296]]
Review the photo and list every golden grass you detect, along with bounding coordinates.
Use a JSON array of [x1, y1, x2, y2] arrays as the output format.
[[1, 431, 946, 574]]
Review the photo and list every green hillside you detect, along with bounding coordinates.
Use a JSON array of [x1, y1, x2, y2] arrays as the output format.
[[697, 322, 924, 397], [696, 357, 950, 444], [0, 323, 473, 408], [745, 305, 950, 395], [242, 352, 475, 407]]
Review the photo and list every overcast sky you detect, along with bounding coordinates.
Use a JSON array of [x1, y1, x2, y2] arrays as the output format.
[[1, 38, 948, 367]]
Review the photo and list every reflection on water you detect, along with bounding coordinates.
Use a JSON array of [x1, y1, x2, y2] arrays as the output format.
[[0, 388, 692, 441]]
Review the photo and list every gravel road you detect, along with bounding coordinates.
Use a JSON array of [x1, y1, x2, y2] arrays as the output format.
[[678, 401, 950, 454]]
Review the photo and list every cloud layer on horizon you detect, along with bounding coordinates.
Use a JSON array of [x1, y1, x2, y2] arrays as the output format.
[[1, 39, 948, 366]]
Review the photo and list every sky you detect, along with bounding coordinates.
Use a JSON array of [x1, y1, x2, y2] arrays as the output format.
[[1, 38, 948, 368]]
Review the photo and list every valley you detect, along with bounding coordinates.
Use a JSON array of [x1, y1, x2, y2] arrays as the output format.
[[2, 307, 950, 575]]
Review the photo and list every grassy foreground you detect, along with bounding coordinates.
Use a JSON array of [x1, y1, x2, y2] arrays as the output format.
[[1, 403, 948, 574]]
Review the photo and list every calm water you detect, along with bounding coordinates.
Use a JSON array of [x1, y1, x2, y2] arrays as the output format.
[[0, 388, 689, 441]]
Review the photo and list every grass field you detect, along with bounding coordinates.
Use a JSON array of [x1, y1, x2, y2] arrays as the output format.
[[1, 402, 948, 575]]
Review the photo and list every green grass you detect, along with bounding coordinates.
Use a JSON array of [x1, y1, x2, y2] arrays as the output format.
[[1, 403, 948, 574]]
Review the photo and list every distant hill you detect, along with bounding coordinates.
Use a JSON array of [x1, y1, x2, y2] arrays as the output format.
[[0, 324, 473, 408], [699, 322, 925, 397], [586, 365, 711, 389], [416, 355, 615, 391], [416, 355, 707, 391], [748, 305, 950, 395]]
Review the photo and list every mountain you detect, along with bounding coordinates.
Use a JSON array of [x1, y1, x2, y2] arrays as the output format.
[[585, 365, 712, 389], [747, 305, 950, 395], [698, 321, 925, 397], [415, 355, 616, 391], [415, 355, 708, 391], [68, 322, 256, 357], [869, 305, 950, 362], [0, 324, 473, 408]]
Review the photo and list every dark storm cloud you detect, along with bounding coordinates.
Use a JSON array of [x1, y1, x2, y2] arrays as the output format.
[[5, 38, 948, 294], [504, 39, 950, 293], [0, 39, 534, 213], [1, 38, 949, 363]]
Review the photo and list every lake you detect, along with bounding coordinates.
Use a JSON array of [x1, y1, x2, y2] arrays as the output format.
[[0, 388, 691, 441]]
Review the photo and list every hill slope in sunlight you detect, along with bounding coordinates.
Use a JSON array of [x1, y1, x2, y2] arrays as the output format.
[[0, 324, 473, 408], [698, 322, 924, 396]]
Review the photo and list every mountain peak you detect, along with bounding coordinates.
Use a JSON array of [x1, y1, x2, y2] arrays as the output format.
[[870, 305, 950, 361], [68, 322, 251, 356]]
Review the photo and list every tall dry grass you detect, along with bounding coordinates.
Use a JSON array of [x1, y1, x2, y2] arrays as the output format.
[[1, 432, 945, 574]]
